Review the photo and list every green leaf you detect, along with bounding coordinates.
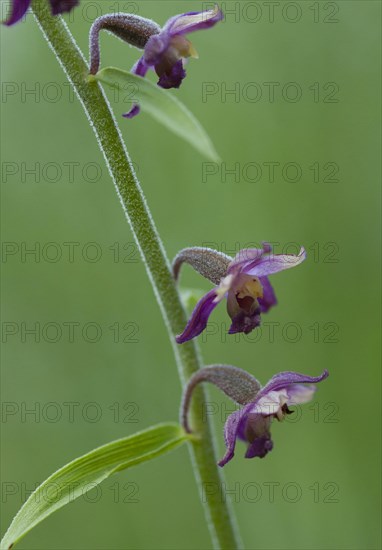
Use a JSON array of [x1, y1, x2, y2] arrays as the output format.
[[1, 423, 188, 550], [91, 67, 220, 162]]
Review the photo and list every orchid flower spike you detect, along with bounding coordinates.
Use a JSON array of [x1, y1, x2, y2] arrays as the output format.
[[181, 365, 329, 466], [89, 5, 223, 117], [4, 0, 78, 25], [173, 243, 306, 343]]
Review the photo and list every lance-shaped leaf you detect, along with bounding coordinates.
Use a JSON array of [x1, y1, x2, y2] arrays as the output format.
[[91, 67, 220, 162], [1, 423, 188, 550]]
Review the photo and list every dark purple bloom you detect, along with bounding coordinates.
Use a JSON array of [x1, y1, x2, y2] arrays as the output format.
[[88, 6, 222, 117], [181, 365, 329, 467], [4, 0, 78, 25], [173, 243, 306, 343], [125, 5, 223, 117]]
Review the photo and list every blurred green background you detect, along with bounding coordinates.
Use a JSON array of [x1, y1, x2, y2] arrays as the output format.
[[1, 1, 381, 548]]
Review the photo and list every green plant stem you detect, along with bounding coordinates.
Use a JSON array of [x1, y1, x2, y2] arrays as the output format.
[[31, 2, 243, 548]]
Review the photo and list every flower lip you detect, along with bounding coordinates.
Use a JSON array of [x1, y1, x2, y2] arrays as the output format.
[[228, 310, 261, 335], [156, 59, 186, 89], [245, 436, 273, 459]]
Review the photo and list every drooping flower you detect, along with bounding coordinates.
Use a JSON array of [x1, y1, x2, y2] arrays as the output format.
[[173, 243, 306, 343], [88, 6, 223, 117], [4, 0, 78, 26], [131, 6, 223, 89], [181, 365, 329, 466]]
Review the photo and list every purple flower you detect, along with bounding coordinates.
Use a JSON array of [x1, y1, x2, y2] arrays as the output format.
[[125, 5, 223, 117], [4, 0, 78, 26], [88, 6, 222, 117], [173, 243, 306, 343], [181, 365, 329, 466]]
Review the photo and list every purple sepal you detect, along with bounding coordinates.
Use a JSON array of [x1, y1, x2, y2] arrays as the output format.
[[259, 370, 329, 398], [258, 276, 277, 313], [50, 0, 78, 16], [227, 246, 266, 274], [123, 105, 140, 119], [165, 8, 224, 36], [176, 289, 220, 343], [243, 248, 307, 278], [218, 410, 242, 467], [4, 0, 31, 25], [4, 0, 78, 25]]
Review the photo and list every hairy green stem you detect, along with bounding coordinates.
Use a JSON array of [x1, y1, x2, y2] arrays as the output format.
[[31, 1, 243, 548]]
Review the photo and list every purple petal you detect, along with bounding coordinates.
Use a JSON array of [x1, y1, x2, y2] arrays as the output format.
[[286, 384, 317, 405], [245, 436, 273, 459], [176, 288, 220, 344], [259, 370, 329, 398], [251, 392, 287, 416], [228, 243, 272, 274], [231, 247, 266, 265], [218, 410, 243, 467], [157, 59, 186, 89], [49, 0, 78, 16], [123, 105, 141, 119], [243, 247, 307, 278], [164, 6, 223, 36], [144, 34, 170, 65], [131, 57, 150, 77], [258, 276, 277, 313], [4, 0, 31, 25]]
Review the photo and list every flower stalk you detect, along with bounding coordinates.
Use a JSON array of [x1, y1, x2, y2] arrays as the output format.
[[31, 1, 242, 548], [89, 13, 161, 75]]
